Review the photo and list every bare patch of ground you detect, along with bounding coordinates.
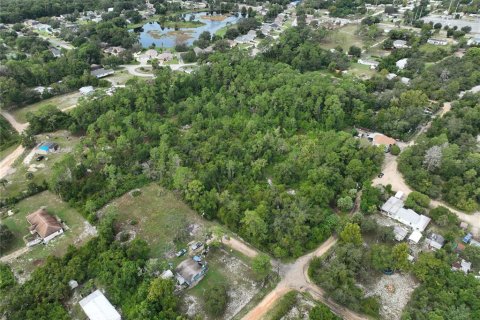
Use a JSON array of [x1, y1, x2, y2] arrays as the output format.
[[363, 273, 418, 320]]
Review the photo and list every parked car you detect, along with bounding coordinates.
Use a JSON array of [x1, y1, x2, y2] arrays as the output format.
[[190, 242, 203, 251], [36, 155, 45, 161], [378, 172, 384, 178], [176, 248, 187, 257]]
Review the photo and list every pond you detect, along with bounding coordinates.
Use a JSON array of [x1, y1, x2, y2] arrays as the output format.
[[133, 13, 240, 48]]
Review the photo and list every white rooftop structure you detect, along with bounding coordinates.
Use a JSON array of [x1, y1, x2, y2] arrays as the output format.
[[79, 290, 121, 320], [161, 269, 174, 279], [381, 197, 431, 232], [394, 226, 408, 241], [409, 230, 422, 244], [396, 58, 408, 70], [79, 86, 94, 95], [395, 191, 404, 199]]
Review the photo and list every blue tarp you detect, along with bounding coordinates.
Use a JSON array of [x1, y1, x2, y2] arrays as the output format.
[[39, 145, 49, 152]]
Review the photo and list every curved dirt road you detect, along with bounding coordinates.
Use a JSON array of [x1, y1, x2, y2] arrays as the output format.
[[0, 145, 25, 179], [242, 236, 368, 320], [372, 101, 480, 236], [0, 112, 28, 178]]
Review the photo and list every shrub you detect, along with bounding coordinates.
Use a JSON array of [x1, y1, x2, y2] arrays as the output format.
[[204, 283, 228, 316], [390, 144, 401, 155]]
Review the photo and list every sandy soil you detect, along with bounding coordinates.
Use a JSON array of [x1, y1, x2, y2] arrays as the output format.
[[242, 236, 367, 320], [0, 247, 29, 263], [0, 145, 25, 179], [222, 236, 258, 258], [364, 273, 418, 320]]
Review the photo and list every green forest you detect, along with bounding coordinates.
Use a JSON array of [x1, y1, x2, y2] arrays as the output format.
[[0, 116, 19, 151], [399, 92, 480, 211], [0, 216, 185, 320], [46, 51, 384, 258]]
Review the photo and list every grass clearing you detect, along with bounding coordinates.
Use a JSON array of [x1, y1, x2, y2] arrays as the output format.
[[0, 143, 20, 162], [107, 70, 135, 86], [100, 183, 217, 259], [2, 191, 95, 276], [12, 92, 83, 123], [349, 62, 377, 79], [1, 130, 82, 199]]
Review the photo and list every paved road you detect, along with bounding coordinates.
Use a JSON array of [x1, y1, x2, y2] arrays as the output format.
[[373, 101, 480, 236], [242, 236, 368, 320], [122, 62, 198, 77]]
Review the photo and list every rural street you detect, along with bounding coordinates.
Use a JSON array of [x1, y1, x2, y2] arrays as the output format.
[[373, 101, 480, 236], [0, 112, 28, 179], [237, 236, 369, 320]]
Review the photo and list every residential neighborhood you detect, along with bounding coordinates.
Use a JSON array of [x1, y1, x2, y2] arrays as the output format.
[[1, 0, 479, 319]]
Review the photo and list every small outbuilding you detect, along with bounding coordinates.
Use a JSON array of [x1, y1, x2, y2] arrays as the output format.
[[91, 68, 114, 79], [408, 230, 423, 244], [80, 86, 95, 95], [79, 290, 121, 320], [451, 259, 471, 274], [427, 233, 445, 250]]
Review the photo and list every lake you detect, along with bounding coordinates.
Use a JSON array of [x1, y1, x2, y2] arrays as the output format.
[[133, 13, 240, 48]]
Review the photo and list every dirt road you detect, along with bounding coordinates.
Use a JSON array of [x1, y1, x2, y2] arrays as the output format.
[[372, 101, 480, 236], [0, 247, 29, 263], [0, 145, 25, 179], [242, 236, 367, 320], [1, 111, 29, 133], [0, 112, 29, 178], [223, 236, 258, 258]]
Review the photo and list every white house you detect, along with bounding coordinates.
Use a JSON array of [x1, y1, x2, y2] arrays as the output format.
[[381, 196, 431, 232], [427, 38, 448, 46], [467, 36, 480, 46], [409, 230, 423, 244], [358, 59, 379, 70], [79, 290, 121, 320], [393, 39, 408, 49], [80, 86, 95, 95], [396, 58, 408, 70]]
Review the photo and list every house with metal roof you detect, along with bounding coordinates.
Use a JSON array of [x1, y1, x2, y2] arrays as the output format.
[[79, 290, 121, 320], [381, 197, 431, 232]]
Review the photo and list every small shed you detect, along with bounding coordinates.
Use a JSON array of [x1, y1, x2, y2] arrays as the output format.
[[160, 270, 174, 280], [427, 233, 445, 250], [394, 191, 404, 200], [408, 230, 422, 244], [394, 226, 408, 241], [80, 86, 95, 95]]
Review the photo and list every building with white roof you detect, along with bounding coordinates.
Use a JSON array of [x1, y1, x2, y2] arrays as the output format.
[[381, 196, 431, 232], [409, 230, 423, 244], [396, 58, 408, 70], [79, 290, 121, 320]]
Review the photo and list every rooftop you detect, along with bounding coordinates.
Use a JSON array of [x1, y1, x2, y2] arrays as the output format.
[[26, 208, 62, 239], [79, 290, 121, 320]]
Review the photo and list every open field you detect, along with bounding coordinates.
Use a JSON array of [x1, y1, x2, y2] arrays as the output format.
[[107, 70, 135, 86], [11, 92, 83, 123], [1, 191, 95, 277], [100, 183, 217, 259], [348, 62, 377, 78], [1, 130, 82, 199]]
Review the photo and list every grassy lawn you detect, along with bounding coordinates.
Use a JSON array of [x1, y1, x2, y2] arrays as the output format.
[[101, 183, 218, 259], [215, 25, 229, 37], [106, 70, 135, 86], [349, 62, 377, 78], [2, 191, 94, 275], [1, 130, 82, 199], [12, 92, 83, 123], [165, 57, 180, 65]]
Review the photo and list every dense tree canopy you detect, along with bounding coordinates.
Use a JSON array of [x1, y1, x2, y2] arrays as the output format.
[[399, 93, 480, 211]]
